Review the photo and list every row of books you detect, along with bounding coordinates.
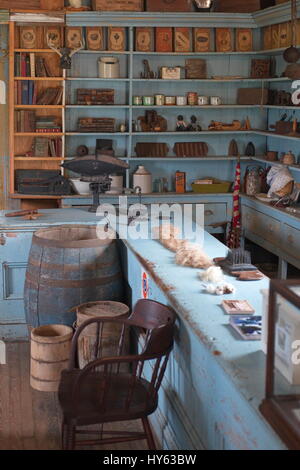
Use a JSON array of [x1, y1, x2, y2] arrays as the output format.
[[15, 111, 61, 133], [34, 137, 63, 158], [15, 83, 63, 105], [15, 53, 57, 78]]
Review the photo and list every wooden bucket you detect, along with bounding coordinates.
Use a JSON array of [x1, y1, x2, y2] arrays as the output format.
[[75, 301, 129, 368], [24, 225, 124, 328], [30, 324, 73, 392]]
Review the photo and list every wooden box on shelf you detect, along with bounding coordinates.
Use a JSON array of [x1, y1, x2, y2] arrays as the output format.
[[135, 27, 153, 52], [146, 0, 194, 11], [86, 27, 104, 51], [236, 29, 253, 52], [155, 27, 173, 52], [214, 0, 275, 12], [216, 28, 233, 53], [40, 0, 64, 9], [194, 28, 211, 52], [92, 0, 143, 11]]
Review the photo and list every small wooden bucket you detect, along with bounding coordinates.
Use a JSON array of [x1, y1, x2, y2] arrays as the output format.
[[75, 301, 129, 368], [30, 324, 73, 392]]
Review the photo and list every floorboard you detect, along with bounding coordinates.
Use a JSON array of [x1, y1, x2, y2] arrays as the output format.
[[0, 342, 149, 451]]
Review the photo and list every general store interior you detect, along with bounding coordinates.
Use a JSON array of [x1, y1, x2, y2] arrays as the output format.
[[0, 0, 300, 452]]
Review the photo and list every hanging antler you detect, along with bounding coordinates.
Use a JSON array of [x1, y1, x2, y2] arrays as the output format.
[[46, 34, 85, 70]]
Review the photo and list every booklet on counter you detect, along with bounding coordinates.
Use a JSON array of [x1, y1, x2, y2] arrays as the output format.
[[229, 315, 262, 341]]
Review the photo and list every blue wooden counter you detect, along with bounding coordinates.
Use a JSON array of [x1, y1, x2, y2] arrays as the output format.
[[120, 222, 287, 450], [0, 208, 287, 449]]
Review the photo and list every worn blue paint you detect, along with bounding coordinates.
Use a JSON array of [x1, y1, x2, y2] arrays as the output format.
[[120, 224, 287, 450]]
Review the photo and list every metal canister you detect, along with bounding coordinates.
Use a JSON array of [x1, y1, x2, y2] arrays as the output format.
[[155, 94, 165, 106], [132, 96, 143, 106], [187, 92, 198, 106], [98, 57, 120, 79], [165, 96, 176, 106], [176, 96, 187, 106], [143, 96, 155, 106], [198, 96, 209, 106]]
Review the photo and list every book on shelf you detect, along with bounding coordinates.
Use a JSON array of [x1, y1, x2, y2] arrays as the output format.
[[15, 112, 61, 134], [34, 137, 62, 157], [15, 110, 36, 133], [35, 115, 61, 133], [15, 53, 56, 78], [36, 87, 63, 106], [15, 84, 63, 105]]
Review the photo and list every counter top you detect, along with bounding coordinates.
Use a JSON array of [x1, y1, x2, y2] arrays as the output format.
[[241, 194, 300, 226]]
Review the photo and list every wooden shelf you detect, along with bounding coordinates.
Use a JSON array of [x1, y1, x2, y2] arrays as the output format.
[[14, 49, 57, 53], [251, 157, 300, 173], [14, 77, 64, 81], [132, 78, 290, 83], [14, 133, 64, 137], [10, 194, 64, 199], [14, 157, 64, 161], [14, 105, 64, 109]]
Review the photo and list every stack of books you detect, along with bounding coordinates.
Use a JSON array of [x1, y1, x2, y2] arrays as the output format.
[[35, 116, 61, 133], [78, 118, 116, 133]]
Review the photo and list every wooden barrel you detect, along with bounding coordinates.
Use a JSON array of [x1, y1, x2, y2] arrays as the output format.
[[24, 225, 124, 328], [30, 324, 73, 392], [75, 301, 129, 368]]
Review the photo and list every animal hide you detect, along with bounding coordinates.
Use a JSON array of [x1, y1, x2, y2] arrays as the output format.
[[176, 242, 213, 268]]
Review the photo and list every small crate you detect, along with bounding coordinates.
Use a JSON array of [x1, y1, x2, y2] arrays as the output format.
[[92, 0, 143, 11], [191, 179, 232, 193]]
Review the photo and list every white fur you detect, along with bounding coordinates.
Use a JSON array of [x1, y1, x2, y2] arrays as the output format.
[[199, 266, 224, 283], [204, 282, 236, 295], [176, 242, 213, 268]]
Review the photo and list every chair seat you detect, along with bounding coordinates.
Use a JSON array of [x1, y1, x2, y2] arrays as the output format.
[[58, 370, 158, 426]]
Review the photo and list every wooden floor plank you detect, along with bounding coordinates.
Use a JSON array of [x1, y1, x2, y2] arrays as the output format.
[[8, 343, 24, 450], [0, 342, 148, 451], [0, 354, 10, 450], [19, 342, 35, 441]]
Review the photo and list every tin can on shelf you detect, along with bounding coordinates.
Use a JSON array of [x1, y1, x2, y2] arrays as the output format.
[[98, 57, 120, 78], [176, 96, 187, 106], [165, 96, 176, 106], [132, 96, 143, 105], [155, 94, 165, 106], [143, 96, 155, 106], [210, 96, 222, 106], [187, 92, 198, 106], [175, 171, 186, 194], [198, 96, 209, 106]]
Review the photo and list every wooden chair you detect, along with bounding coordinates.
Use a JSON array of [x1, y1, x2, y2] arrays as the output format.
[[58, 299, 175, 450]]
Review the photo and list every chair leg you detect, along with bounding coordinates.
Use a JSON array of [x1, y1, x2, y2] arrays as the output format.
[[142, 417, 156, 450], [62, 421, 76, 450]]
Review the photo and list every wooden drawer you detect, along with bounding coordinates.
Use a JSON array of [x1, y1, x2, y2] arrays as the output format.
[[282, 224, 300, 260], [242, 206, 280, 243]]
